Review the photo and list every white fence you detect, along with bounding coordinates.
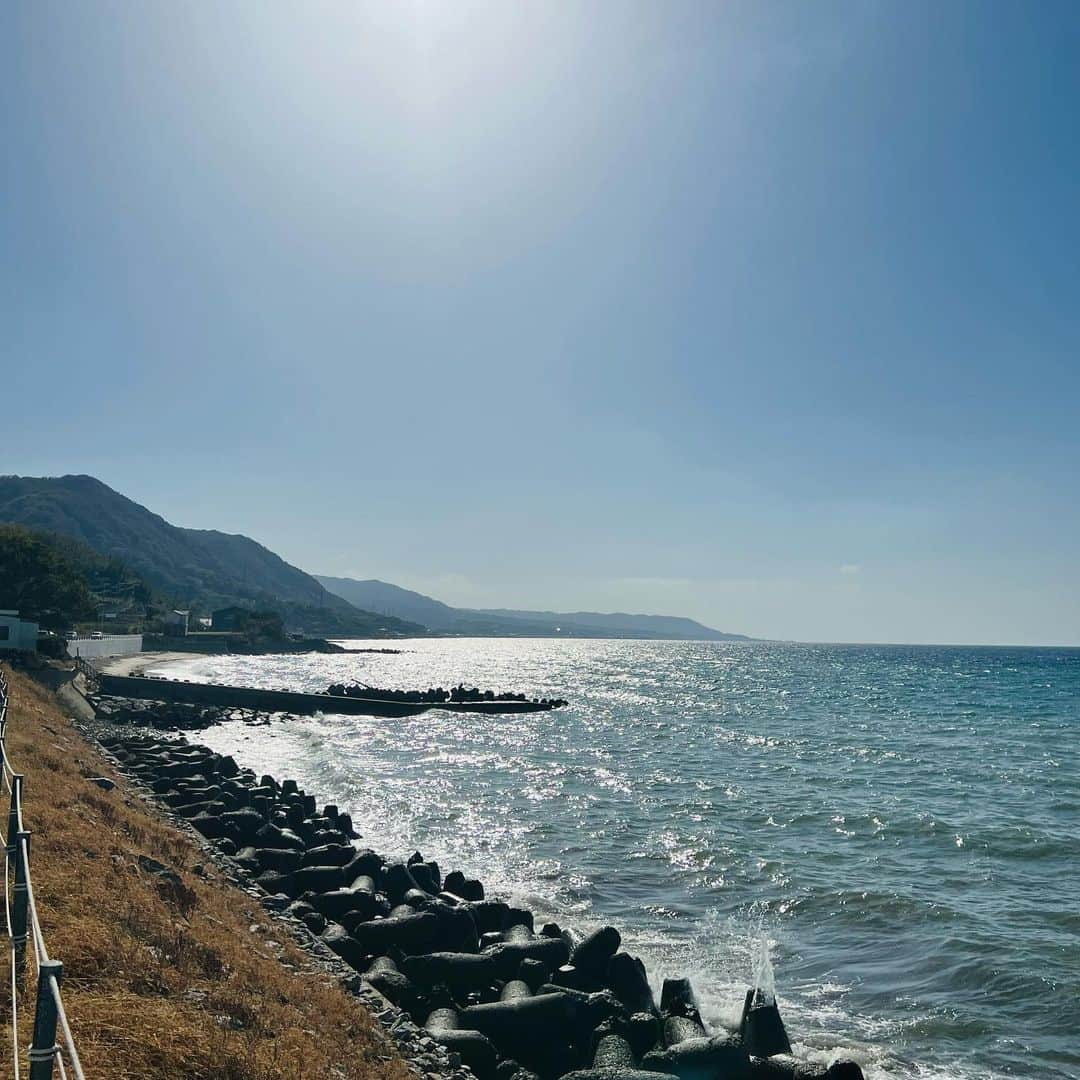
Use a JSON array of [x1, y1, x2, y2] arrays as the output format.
[[65, 634, 143, 659]]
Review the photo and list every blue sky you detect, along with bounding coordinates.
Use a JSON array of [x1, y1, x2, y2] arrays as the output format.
[[3, 2, 1079, 644]]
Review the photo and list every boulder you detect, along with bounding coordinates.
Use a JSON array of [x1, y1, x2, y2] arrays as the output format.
[[220, 808, 265, 844], [561, 1033, 676, 1080], [311, 887, 374, 921], [254, 869, 295, 896]]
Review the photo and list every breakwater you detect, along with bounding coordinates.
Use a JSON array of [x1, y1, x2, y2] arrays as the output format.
[[98, 718, 865, 1080], [97, 673, 566, 718]]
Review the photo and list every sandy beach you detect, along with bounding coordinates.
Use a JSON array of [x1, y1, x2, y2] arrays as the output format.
[[95, 651, 204, 677]]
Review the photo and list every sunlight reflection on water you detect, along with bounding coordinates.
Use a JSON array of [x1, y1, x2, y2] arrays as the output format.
[[149, 639, 1080, 1080]]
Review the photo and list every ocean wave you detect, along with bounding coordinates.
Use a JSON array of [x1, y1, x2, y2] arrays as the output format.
[[187, 639, 1080, 1079]]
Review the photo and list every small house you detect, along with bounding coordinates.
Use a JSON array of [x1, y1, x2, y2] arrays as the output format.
[[0, 610, 40, 653], [211, 606, 250, 632]]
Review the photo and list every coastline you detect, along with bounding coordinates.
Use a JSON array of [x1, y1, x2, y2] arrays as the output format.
[[95, 650, 205, 677], [54, 652, 871, 1080], [60, 637, 1073, 1079], [83, 701, 857, 1080], [0, 664, 427, 1080]]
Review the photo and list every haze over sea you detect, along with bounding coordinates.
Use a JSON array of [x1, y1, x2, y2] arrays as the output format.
[[150, 640, 1080, 1080]]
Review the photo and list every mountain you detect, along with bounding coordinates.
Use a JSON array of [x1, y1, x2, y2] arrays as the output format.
[[316, 577, 465, 630], [315, 576, 749, 641], [0, 476, 423, 637], [472, 608, 748, 639]]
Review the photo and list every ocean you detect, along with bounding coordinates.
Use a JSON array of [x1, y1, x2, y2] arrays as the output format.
[[146, 639, 1080, 1079]]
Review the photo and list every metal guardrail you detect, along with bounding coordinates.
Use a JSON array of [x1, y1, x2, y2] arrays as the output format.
[[0, 669, 87, 1080]]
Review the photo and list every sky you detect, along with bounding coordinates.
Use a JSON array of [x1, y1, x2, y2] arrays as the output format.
[[3, 1, 1079, 645]]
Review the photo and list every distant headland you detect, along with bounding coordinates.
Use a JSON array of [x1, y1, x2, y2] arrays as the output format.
[[0, 474, 750, 643]]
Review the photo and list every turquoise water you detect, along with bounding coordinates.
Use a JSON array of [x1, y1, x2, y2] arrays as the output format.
[[151, 640, 1080, 1079]]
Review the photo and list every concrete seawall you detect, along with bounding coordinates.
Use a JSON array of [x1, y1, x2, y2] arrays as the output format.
[[99, 673, 427, 718], [67, 634, 143, 659], [97, 674, 566, 719]]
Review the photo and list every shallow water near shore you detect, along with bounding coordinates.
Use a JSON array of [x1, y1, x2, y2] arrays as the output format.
[[148, 640, 1080, 1080]]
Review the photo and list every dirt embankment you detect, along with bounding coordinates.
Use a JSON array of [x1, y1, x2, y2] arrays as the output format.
[[0, 665, 413, 1080]]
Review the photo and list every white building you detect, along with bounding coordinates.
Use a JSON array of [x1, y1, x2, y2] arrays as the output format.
[[0, 611, 39, 653]]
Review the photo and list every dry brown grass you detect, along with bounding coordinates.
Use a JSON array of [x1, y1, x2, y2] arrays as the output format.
[[0, 665, 414, 1080]]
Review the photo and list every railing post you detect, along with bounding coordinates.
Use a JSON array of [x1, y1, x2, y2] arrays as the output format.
[[28, 959, 63, 1080], [12, 829, 31, 973], [7, 774, 24, 859]]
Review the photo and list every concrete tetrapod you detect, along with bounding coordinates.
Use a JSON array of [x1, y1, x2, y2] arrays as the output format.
[[642, 979, 752, 1080], [570, 927, 622, 980], [739, 990, 792, 1059], [562, 1033, 682, 1080], [606, 952, 656, 1015], [100, 728, 870, 1080], [362, 955, 426, 1014], [462, 990, 582, 1076], [486, 922, 572, 979], [748, 1057, 865, 1080], [403, 951, 499, 994], [425, 1007, 499, 1080]]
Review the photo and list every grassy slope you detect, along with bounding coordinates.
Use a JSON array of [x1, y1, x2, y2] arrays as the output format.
[[0, 666, 412, 1080]]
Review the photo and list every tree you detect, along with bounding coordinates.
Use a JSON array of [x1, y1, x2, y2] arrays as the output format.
[[0, 525, 95, 629]]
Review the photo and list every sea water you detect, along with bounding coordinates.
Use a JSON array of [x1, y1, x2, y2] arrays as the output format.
[[147, 640, 1080, 1079]]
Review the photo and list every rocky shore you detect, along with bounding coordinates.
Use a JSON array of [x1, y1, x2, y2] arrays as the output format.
[[87, 691, 288, 731], [84, 706, 865, 1080]]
